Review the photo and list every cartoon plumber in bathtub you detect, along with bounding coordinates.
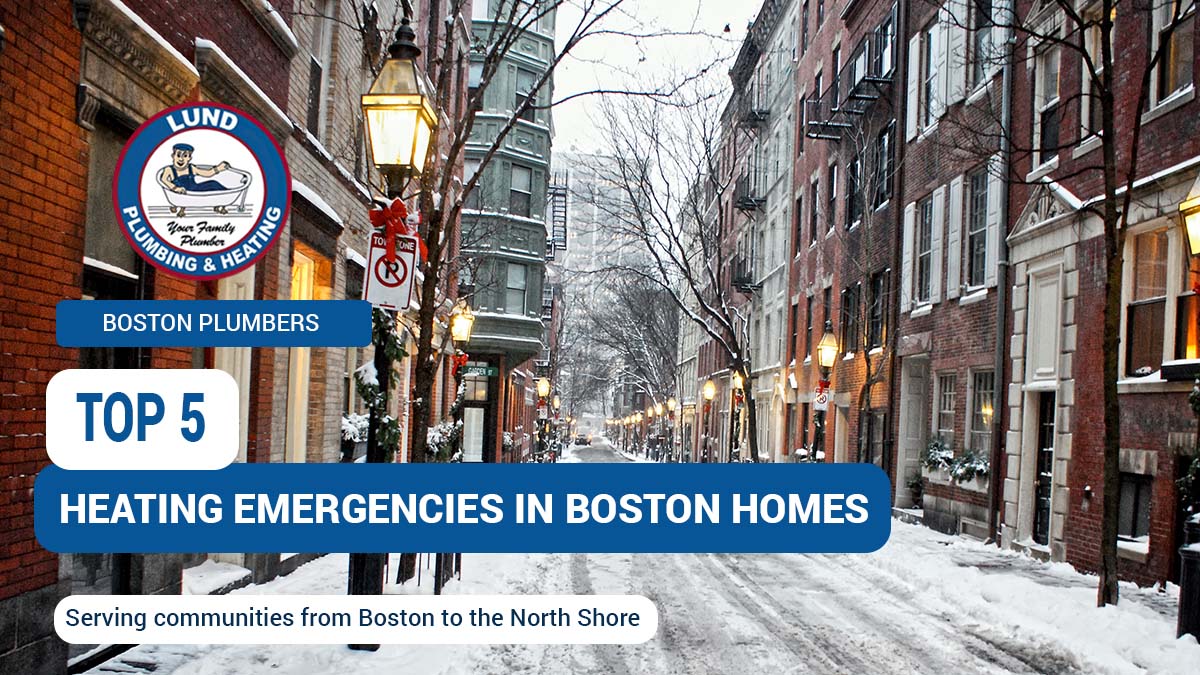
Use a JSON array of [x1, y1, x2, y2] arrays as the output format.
[[156, 143, 234, 216]]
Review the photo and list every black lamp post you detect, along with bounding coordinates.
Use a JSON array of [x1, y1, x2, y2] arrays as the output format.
[[702, 379, 716, 462], [350, 15, 438, 647], [813, 319, 839, 462]]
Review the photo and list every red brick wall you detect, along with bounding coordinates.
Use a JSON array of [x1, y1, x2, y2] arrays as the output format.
[[122, 0, 291, 110], [0, 1, 88, 602]]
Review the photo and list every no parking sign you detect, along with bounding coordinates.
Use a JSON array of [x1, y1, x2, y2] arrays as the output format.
[[363, 232, 417, 310]]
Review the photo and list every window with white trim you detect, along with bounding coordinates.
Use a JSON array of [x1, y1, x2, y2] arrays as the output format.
[[969, 0, 993, 89], [510, 165, 532, 217], [1034, 41, 1061, 165], [967, 167, 989, 287], [920, 21, 941, 129], [1153, 0, 1196, 106], [505, 262, 528, 315], [915, 195, 934, 304], [1081, 8, 1107, 138], [937, 372, 957, 441], [1126, 229, 1168, 377], [969, 370, 995, 452]]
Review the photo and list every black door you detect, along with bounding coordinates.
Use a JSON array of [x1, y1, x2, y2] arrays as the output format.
[[1032, 393, 1056, 546]]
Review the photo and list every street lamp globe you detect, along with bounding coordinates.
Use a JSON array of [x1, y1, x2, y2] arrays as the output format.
[[654, 402, 664, 416], [635, 412, 643, 423], [817, 319, 839, 370], [361, 18, 438, 193], [732, 372, 744, 390], [702, 379, 717, 401], [667, 397, 677, 413], [552, 395, 561, 410], [449, 300, 475, 345], [537, 377, 551, 399]]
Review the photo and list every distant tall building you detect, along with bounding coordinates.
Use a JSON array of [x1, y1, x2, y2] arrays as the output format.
[[459, 1, 557, 462]]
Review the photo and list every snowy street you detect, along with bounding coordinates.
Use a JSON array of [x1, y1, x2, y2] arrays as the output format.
[[90, 438, 1198, 675]]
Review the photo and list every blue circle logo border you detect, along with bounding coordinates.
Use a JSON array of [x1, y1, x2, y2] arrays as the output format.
[[112, 103, 291, 281]]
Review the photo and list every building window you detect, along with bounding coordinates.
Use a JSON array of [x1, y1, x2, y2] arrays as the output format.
[[1034, 43, 1061, 165], [862, 410, 886, 465], [468, 63, 484, 112], [1126, 230, 1169, 376], [1118, 472, 1153, 540], [827, 163, 838, 230], [515, 68, 538, 122], [967, 167, 989, 288], [868, 270, 888, 348], [798, 95, 807, 154], [841, 283, 861, 353], [831, 45, 841, 105], [937, 373, 957, 441], [810, 176, 821, 241], [801, 1, 810, 53], [921, 21, 941, 129], [505, 262, 528, 315], [970, 0, 993, 89], [805, 295, 814, 357], [970, 370, 995, 452], [790, 302, 800, 361], [1082, 14, 1105, 137], [306, 0, 335, 138], [795, 195, 804, 248], [1155, 0, 1196, 105], [817, 0, 825, 25], [876, 11, 896, 77], [823, 286, 833, 328], [873, 123, 893, 208], [915, 195, 934, 304], [510, 165, 532, 217], [846, 157, 863, 226]]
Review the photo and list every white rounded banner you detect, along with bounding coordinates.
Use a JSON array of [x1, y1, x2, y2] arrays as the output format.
[[55, 594, 659, 645], [46, 368, 239, 470]]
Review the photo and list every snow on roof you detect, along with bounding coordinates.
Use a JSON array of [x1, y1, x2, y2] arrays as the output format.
[[292, 179, 345, 229], [193, 39, 291, 132], [110, 0, 199, 77]]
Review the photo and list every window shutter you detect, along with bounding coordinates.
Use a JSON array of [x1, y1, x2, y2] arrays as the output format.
[[985, 153, 1003, 287], [990, 0, 1011, 78], [947, 175, 964, 299], [947, 0, 968, 105], [906, 35, 920, 140], [930, 185, 945, 304], [901, 202, 915, 311], [935, 7, 950, 119]]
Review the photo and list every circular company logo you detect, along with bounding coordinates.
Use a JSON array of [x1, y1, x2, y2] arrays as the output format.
[[113, 103, 290, 279]]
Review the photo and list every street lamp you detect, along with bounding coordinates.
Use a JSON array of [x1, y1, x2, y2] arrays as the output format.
[[666, 397, 678, 461], [702, 379, 716, 463], [352, 12, 441, 637], [552, 395, 561, 410], [813, 319, 839, 463], [537, 377, 552, 399], [1182, 196, 1200, 256], [362, 17, 437, 195], [449, 300, 475, 345]]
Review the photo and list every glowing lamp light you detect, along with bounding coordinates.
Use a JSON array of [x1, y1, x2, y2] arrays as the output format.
[[362, 18, 438, 193], [449, 301, 475, 345], [817, 319, 839, 370], [702, 379, 717, 401], [1183, 196, 1200, 256], [732, 372, 744, 390], [552, 395, 561, 410], [537, 377, 551, 399], [655, 402, 664, 416], [667, 397, 677, 412]]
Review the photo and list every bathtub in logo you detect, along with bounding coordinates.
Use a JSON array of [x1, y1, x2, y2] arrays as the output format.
[[113, 103, 290, 279]]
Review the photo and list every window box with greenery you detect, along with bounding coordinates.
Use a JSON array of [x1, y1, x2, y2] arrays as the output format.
[[921, 438, 990, 491]]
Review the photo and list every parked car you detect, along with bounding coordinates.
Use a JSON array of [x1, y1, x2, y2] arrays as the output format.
[[574, 434, 591, 445]]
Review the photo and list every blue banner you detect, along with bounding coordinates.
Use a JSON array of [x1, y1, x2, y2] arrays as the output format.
[[34, 463, 892, 554], [56, 300, 371, 347]]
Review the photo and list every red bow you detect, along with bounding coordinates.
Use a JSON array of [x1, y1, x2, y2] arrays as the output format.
[[368, 198, 429, 263], [451, 351, 470, 376], [369, 199, 408, 263]]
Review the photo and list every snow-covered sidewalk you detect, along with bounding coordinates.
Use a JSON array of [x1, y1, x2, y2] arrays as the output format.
[[90, 520, 1199, 674]]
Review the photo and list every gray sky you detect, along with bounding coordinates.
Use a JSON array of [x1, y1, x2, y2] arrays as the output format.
[[552, 0, 759, 154]]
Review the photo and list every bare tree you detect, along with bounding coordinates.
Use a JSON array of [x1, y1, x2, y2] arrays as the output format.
[[581, 87, 767, 460]]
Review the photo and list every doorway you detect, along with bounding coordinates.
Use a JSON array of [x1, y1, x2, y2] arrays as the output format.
[[896, 358, 929, 506], [1032, 392, 1056, 546]]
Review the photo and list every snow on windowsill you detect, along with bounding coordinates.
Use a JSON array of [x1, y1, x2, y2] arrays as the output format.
[[83, 256, 138, 281], [346, 248, 366, 268], [183, 560, 251, 595], [292, 179, 344, 228], [1117, 537, 1150, 563], [910, 304, 932, 318], [959, 287, 989, 305]]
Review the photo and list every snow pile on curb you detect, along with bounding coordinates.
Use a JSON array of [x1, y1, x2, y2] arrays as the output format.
[[872, 522, 1198, 674]]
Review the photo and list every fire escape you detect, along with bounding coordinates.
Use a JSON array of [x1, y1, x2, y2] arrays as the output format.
[[806, 26, 895, 141], [545, 170, 568, 260]]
